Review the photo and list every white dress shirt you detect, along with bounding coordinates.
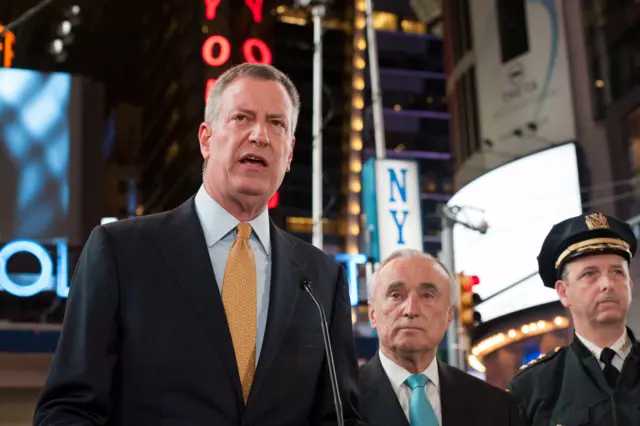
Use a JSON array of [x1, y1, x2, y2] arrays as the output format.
[[575, 329, 632, 372], [378, 350, 442, 426], [194, 185, 272, 365]]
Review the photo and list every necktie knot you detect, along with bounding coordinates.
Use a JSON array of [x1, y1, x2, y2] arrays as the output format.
[[236, 223, 252, 239], [405, 374, 428, 390], [601, 347, 616, 364]]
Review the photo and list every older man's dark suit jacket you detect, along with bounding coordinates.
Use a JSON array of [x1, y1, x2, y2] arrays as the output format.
[[359, 353, 525, 426], [33, 197, 364, 426]]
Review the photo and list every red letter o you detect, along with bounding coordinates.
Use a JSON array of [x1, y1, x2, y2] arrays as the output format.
[[202, 35, 231, 67], [243, 38, 272, 65]]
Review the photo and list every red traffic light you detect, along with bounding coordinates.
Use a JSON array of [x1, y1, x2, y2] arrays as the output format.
[[459, 274, 480, 291], [267, 191, 280, 209]]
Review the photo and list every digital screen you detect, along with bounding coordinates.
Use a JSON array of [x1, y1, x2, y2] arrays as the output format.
[[447, 143, 582, 322], [0, 68, 71, 242]]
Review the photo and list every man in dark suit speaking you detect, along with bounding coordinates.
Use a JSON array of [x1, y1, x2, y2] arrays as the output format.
[[34, 63, 363, 426], [359, 249, 524, 426]]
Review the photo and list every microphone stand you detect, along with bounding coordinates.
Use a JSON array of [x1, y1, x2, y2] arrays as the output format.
[[302, 280, 344, 426]]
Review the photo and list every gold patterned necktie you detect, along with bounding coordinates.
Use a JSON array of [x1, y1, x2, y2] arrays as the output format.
[[221, 223, 257, 404]]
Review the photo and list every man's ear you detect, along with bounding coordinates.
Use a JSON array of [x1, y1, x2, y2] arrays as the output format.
[[198, 122, 213, 161], [286, 137, 295, 172], [556, 280, 571, 308], [447, 303, 455, 326], [368, 300, 377, 329]]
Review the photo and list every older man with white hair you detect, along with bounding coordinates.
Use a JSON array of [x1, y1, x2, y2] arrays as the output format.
[[359, 248, 524, 426]]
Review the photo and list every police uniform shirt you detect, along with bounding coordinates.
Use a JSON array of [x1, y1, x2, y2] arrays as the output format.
[[575, 329, 632, 372]]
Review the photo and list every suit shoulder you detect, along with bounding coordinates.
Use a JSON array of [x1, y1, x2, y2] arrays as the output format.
[[509, 346, 566, 388], [359, 357, 376, 379], [358, 357, 383, 392], [101, 211, 169, 234], [444, 364, 510, 397], [282, 231, 337, 266], [88, 211, 171, 251]]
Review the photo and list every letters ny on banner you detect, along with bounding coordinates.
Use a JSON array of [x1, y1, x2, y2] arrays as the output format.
[[362, 159, 424, 262]]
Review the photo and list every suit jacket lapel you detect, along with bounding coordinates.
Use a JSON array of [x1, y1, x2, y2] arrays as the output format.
[[361, 354, 409, 426], [154, 197, 242, 400], [248, 222, 307, 405], [438, 361, 468, 425]]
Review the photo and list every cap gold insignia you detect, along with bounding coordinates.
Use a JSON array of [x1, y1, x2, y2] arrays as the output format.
[[585, 213, 609, 230]]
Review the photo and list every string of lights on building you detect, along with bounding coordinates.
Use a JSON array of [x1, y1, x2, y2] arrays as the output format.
[[346, 0, 366, 255], [468, 316, 570, 373]]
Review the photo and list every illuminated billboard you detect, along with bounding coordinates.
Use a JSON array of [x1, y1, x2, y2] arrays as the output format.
[[0, 68, 72, 242], [447, 143, 582, 322]]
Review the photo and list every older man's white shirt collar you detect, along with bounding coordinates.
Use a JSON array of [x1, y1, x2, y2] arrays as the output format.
[[194, 185, 271, 254], [378, 350, 440, 393]]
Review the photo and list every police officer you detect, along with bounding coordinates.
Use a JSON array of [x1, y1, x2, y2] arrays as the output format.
[[508, 213, 640, 426]]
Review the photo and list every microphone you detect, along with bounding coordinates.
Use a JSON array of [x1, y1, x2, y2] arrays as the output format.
[[301, 280, 344, 426]]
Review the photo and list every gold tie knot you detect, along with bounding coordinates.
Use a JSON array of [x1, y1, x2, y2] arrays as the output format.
[[236, 223, 252, 239]]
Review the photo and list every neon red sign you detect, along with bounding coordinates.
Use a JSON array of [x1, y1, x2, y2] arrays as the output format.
[[268, 191, 280, 209], [205, 0, 264, 23], [202, 0, 272, 100]]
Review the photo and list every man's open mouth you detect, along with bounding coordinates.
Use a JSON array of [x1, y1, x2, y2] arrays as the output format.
[[239, 154, 268, 167]]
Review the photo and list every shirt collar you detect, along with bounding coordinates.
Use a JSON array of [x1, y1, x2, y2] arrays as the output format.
[[575, 329, 631, 361], [194, 185, 271, 254], [378, 349, 440, 393]]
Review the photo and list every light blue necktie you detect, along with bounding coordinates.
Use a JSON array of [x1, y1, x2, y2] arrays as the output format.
[[405, 374, 439, 426]]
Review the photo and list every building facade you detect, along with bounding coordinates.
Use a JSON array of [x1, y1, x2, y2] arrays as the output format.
[[443, 0, 640, 384]]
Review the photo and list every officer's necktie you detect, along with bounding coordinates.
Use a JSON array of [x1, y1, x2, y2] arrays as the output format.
[[221, 223, 257, 404], [405, 374, 439, 426], [600, 347, 619, 389]]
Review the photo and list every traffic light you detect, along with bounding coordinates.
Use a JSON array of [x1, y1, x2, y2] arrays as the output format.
[[457, 273, 480, 329]]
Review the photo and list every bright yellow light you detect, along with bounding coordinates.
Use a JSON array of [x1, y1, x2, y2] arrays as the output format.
[[356, 37, 366, 51], [349, 223, 360, 235], [354, 56, 366, 70], [349, 202, 361, 215], [468, 354, 486, 373], [350, 179, 362, 193], [352, 117, 363, 131], [356, 0, 366, 12], [353, 76, 365, 90], [372, 11, 398, 31], [347, 242, 360, 254], [355, 16, 366, 29], [351, 136, 363, 151], [353, 94, 364, 110], [350, 158, 362, 173]]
